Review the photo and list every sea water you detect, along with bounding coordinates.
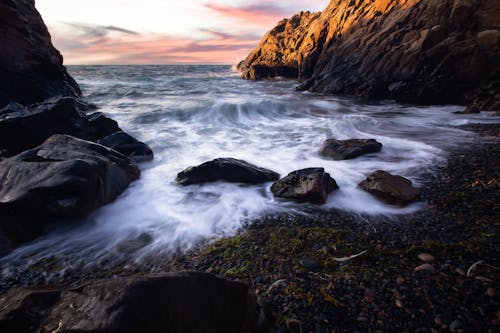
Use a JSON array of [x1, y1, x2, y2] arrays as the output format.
[[1, 65, 497, 277]]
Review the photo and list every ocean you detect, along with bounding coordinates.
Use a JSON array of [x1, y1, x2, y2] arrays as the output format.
[[1, 65, 496, 280]]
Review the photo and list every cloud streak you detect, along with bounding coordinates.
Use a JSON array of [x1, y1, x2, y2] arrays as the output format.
[[40, 1, 328, 64], [51, 23, 261, 65]]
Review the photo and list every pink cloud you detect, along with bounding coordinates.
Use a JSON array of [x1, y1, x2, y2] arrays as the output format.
[[52, 24, 261, 64]]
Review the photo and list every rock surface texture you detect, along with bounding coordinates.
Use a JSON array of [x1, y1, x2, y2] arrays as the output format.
[[0, 0, 80, 108], [0, 97, 119, 157], [177, 158, 280, 185], [271, 168, 338, 204], [0, 135, 140, 217], [0, 272, 264, 333], [98, 131, 154, 163], [320, 138, 383, 160], [238, 0, 500, 111], [359, 170, 421, 205]]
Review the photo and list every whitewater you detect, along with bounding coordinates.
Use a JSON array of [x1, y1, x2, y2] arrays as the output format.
[[1, 65, 497, 277]]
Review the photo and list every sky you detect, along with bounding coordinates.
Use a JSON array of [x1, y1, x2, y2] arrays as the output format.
[[36, 0, 326, 65]]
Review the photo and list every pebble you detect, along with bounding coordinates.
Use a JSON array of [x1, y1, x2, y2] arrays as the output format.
[[449, 320, 462, 331], [299, 257, 321, 270], [395, 299, 404, 308], [396, 277, 405, 285], [414, 263, 436, 273], [417, 253, 435, 262], [486, 288, 494, 297]]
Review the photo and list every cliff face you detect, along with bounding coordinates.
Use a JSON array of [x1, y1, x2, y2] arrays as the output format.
[[238, 11, 322, 80], [238, 0, 500, 110], [0, 0, 80, 108]]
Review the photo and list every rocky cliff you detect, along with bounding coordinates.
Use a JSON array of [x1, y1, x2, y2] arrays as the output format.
[[238, 0, 500, 111], [0, 0, 80, 107]]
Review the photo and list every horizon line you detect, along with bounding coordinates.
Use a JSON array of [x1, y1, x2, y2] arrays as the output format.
[[65, 63, 236, 66]]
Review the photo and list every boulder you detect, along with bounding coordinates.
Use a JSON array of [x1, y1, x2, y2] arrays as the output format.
[[0, 97, 119, 157], [0, 272, 264, 333], [0, 134, 140, 217], [319, 139, 382, 160], [239, 0, 500, 111], [271, 168, 338, 204], [359, 170, 421, 206], [0, 97, 154, 162], [98, 131, 154, 163], [176, 158, 280, 185], [0, 0, 80, 108]]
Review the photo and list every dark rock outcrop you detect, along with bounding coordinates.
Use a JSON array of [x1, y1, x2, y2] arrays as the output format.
[[320, 138, 383, 160], [0, 97, 153, 161], [359, 170, 421, 206], [98, 131, 154, 163], [0, 0, 80, 108], [0, 272, 264, 333], [271, 168, 338, 204], [177, 158, 280, 185], [0, 134, 140, 217], [239, 0, 500, 111], [0, 97, 119, 157]]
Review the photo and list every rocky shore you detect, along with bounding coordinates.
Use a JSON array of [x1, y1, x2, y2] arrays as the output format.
[[238, 0, 500, 111], [2, 124, 497, 332], [0, 0, 498, 332]]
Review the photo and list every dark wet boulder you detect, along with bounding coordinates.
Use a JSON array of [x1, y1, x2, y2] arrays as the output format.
[[0, 97, 119, 157], [271, 168, 338, 204], [0, 134, 140, 217], [0, 0, 81, 108], [0, 272, 265, 333], [320, 139, 382, 160], [177, 158, 280, 185], [98, 131, 154, 163], [359, 170, 421, 206]]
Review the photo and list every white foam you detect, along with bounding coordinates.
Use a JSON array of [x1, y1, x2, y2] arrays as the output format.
[[2, 66, 498, 275]]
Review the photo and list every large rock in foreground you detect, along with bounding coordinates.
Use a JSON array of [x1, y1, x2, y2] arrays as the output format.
[[239, 0, 500, 111], [177, 158, 280, 185], [0, 135, 140, 217], [271, 168, 338, 204], [320, 138, 382, 160], [359, 170, 421, 206], [0, 272, 264, 333], [0, 0, 80, 108]]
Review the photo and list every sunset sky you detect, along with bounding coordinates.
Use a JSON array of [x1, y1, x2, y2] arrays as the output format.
[[36, 0, 326, 65]]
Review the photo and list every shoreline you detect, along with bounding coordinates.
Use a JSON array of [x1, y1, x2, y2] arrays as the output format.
[[1, 123, 498, 331]]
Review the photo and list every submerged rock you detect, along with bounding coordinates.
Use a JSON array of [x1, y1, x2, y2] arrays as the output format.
[[115, 233, 154, 254], [271, 168, 338, 204], [0, 0, 80, 108], [359, 170, 421, 206], [0, 272, 263, 333], [0, 134, 140, 217], [176, 158, 280, 185], [239, 0, 500, 111], [319, 138, 382, 160], [98, 131, 154, 163]]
